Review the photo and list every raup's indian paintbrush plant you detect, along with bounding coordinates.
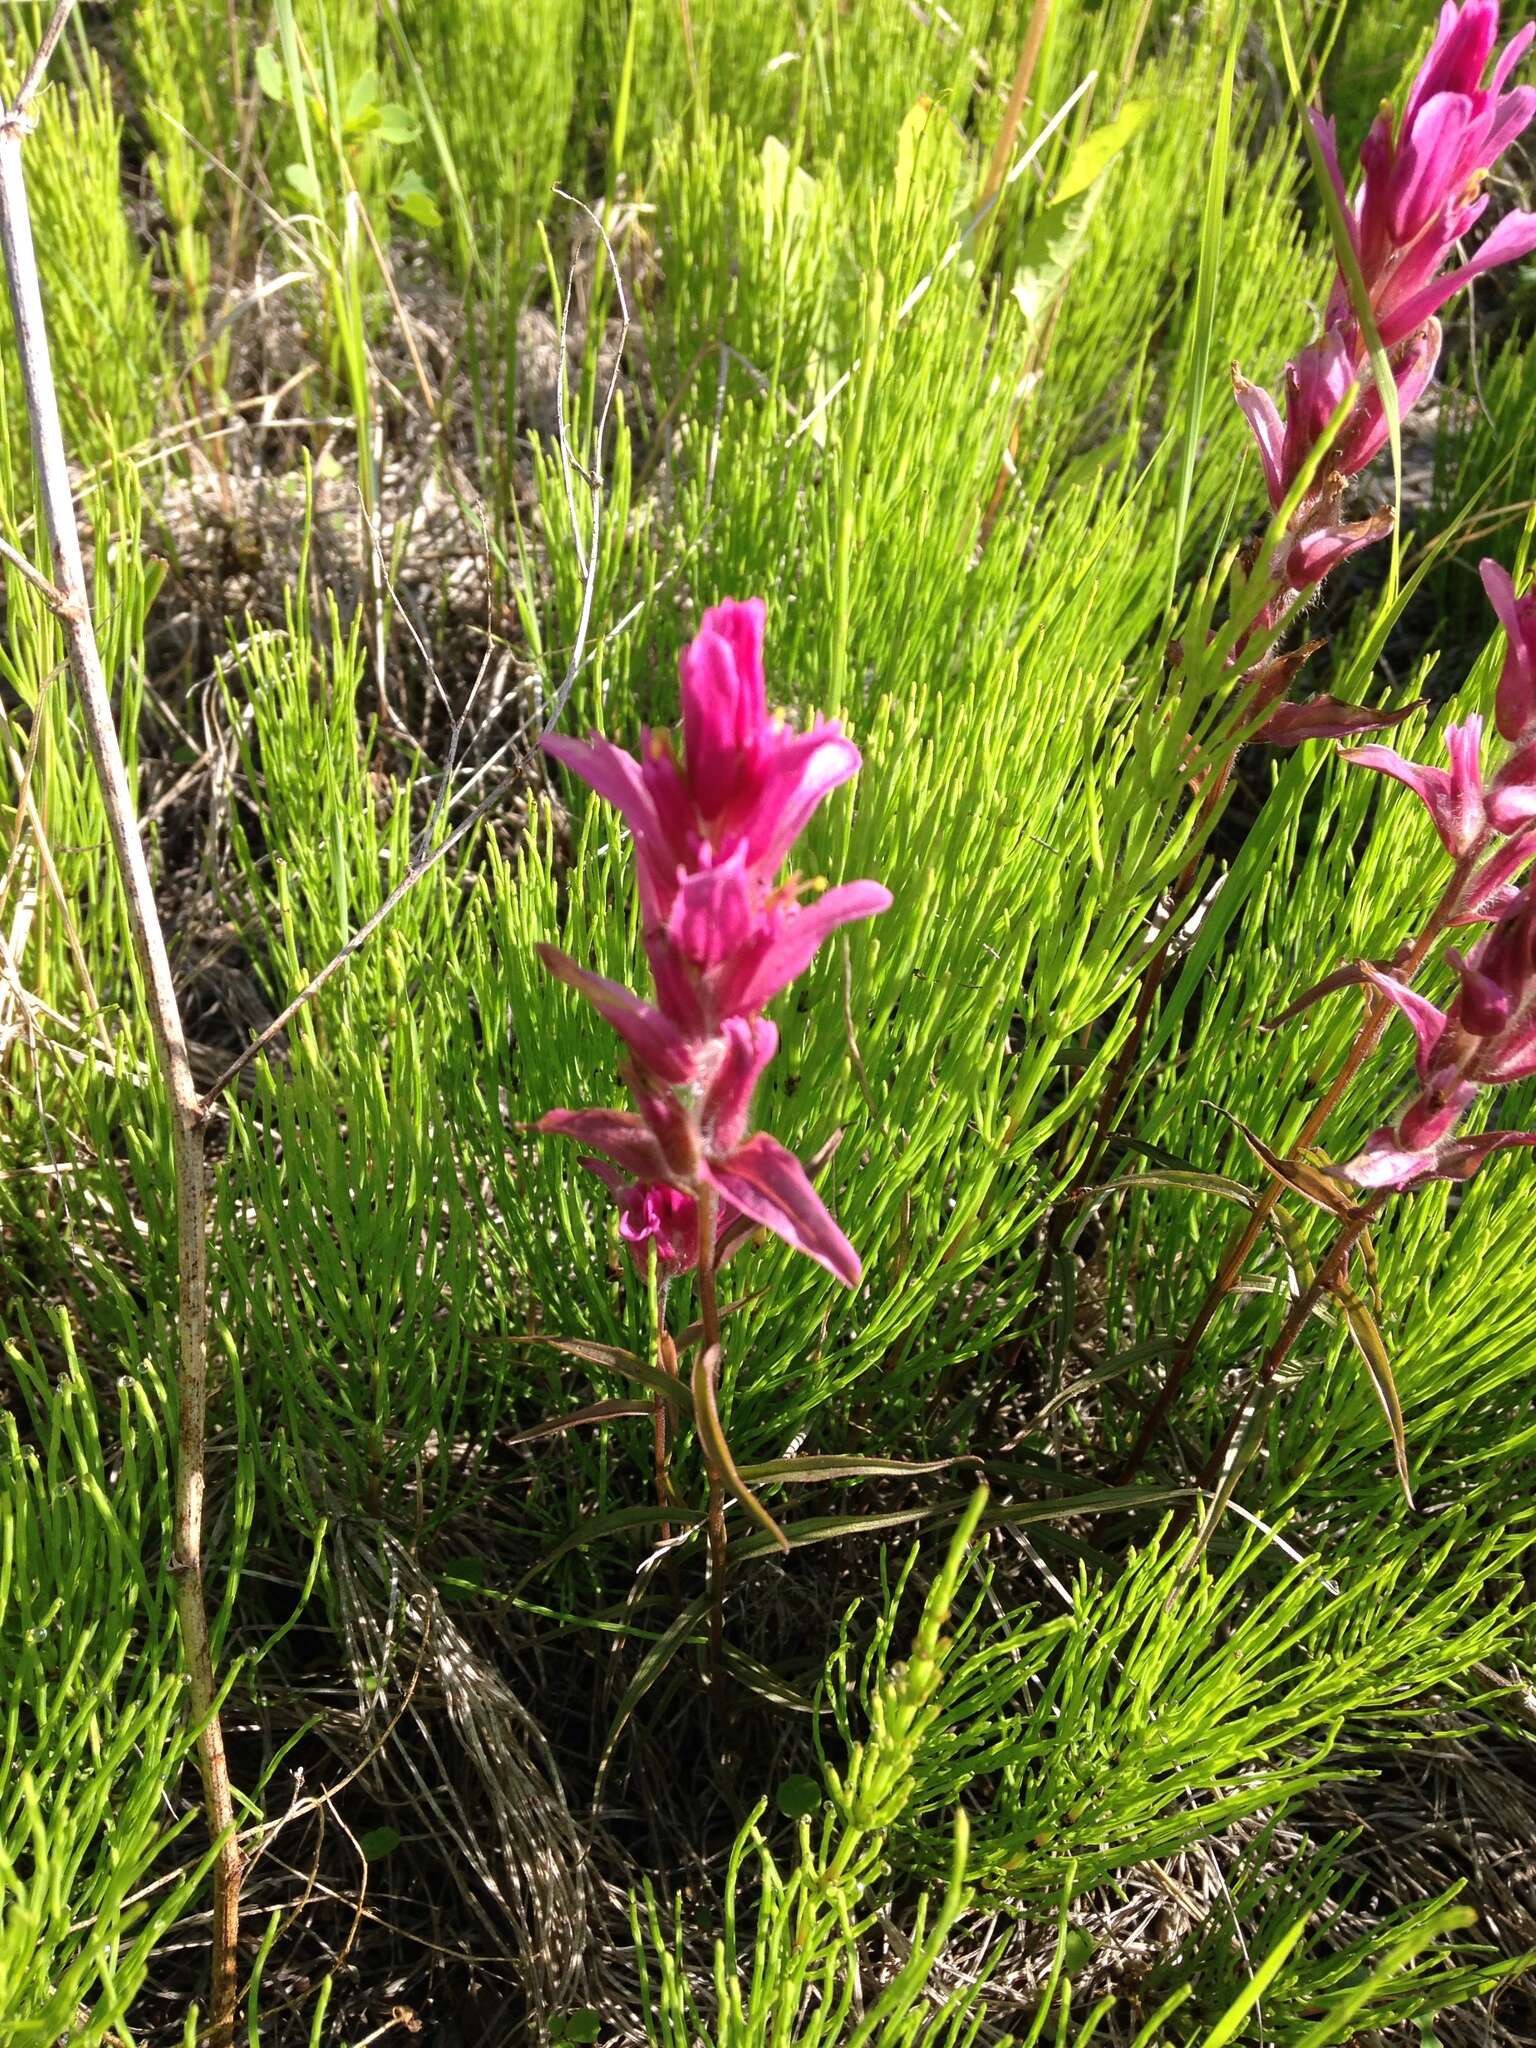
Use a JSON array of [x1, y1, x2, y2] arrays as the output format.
[[1174, 0, 1536, 747], [1073, 0, 1536, 1218], [1116, 2, 1536, 1482], [1231, 0, 1536, 736], [537, 599, 889, 1657], [1140, 562, 1536, 1520], [1333, 563, 1536, 1188]]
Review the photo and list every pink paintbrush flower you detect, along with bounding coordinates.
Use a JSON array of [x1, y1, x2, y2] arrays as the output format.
[[543, 599, 865, 924], [1480, 558, 1536, 742], [1343, 716, 1491, 857], [1342, 561, 1536, 905], [1234, 327, 1442, 518], [1233, 5, 1535, 618], [1346, 719, 1536, 846], [1338, 883, 1536, 1187], [580, 1167, 704, 1277], [537, 602, 888, 1285], [1341, 1116, 1536, 1187], [1315, 2, 1536, 347], [540, 1103, 861, 1286], [1343, 717, 1536, 918]]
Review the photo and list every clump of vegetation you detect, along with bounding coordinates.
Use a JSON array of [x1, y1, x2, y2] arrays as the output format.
[[4, 1, 1536, 2043]]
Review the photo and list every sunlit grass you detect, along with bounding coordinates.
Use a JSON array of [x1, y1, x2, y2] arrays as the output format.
[[2, 0, 1535, 2039]]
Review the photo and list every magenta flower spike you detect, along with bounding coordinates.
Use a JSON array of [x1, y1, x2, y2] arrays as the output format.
[[536, 600, 890, 1287], [1340, 559, 1536, 923], [1321, 2, 1536, 346], [1452, 828, 1536, 923], [1342, 716, 1490, 858], [1339, 882, 1536, 1188], [580, 1164, 704, 1278], [1334, 322, 1442, 476], [542, 599, 865, 929], [1480, 559, 1536, 742], [1233, 4, 1535, 622]]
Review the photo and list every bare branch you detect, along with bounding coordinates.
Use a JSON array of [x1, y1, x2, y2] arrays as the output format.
[[199, 195, 632, 1115], [0, 528, 68, 607], [11, 0, 74, 123], [0, 52, 242, 2047], [545, 188, 630, 735]]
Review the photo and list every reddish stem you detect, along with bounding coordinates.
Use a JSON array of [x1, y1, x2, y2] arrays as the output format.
[[1120, 850, 1478, 1482], [653, 1327, 677, 1547], [1193, 1196, 1383, 1500], [1072, 654, 1288, 1198], [695, 1190, 728, 1702]]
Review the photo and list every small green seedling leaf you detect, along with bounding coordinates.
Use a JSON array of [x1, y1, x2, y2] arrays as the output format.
[[1054, 97, 1155, 202], [375, 103, 419, 146], [284, 162, 323, 209], [893, 95, 969, 221], [255, 44, 285, 102], [343, 67, 379, 127], [1012, 99, 1154, 330], [759, 135, 819, 254], [776, 1773, 823, 1819], [552, 2011, 600, 2046], [439, 1556, 487, 1602], [359, 1826, 400, 1862], [1061, 1926, 1097, 1975], [391, 168, 443, 229]]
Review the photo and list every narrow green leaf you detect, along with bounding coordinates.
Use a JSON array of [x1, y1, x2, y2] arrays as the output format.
[[1169, 19, 1240, 611], [1331, 1269, 1414, 1505], [1199, 1910, 1311, 2047], [1091, 1167, 1259, 1205], [1273, 2, 1401, 597], [1184, 1378, 1283, 1579], [595, 1596, 710, 1795], [485, 1334, 695, 1416], [513, 1504, 706, 1594], [500, 1399, 652, 1450], [1218, 1109, 1359, 1218], [691, 1345, 789, 1553], [735, 1452, 977, 1485]]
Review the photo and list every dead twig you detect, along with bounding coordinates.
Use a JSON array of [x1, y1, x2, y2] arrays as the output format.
[[0, 9, 243, 2039], [197, 193, 631, 1116]]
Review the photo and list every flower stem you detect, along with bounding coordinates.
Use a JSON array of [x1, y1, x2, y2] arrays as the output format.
[[1068, 704, 1262, 1209], [0, 58, 242, 2043], [695, 1189, 729, 1706], [1120, 853, 1475, 1482], [978, 0, 1053, 210], [1065, 573, 1323, 1208], [1034, 754, 1236, 1302], [1193, 1195, 1384, 1502], [646, 1246, 673, 1546]]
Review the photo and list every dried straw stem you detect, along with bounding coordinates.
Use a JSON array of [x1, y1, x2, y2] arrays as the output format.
[[0, 15, 241, 2039]]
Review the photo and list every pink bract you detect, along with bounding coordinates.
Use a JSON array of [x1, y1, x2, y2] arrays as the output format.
[[1234, 6, 1534, 596], [536, 600, 887, 1285]]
